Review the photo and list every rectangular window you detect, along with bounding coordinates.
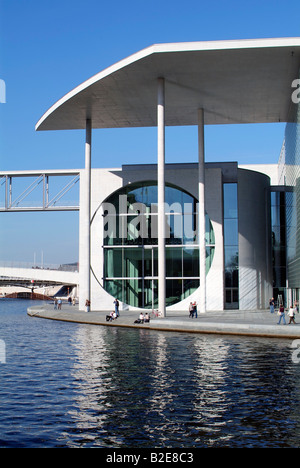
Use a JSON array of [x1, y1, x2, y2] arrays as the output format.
[[183, 247, 199, 277], [104, 248, 122, 278], [166, 279, 183, 306], [223, 183, 239, 309], [271, 190, 288, 305], [224, 219, 238, 246], [166, 247, 183, 277], [123, 248, 142, 278], [224, 184, 238, 219]]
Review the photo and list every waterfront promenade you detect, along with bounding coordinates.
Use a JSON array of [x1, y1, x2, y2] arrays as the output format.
[[27, 304, 300, 339]]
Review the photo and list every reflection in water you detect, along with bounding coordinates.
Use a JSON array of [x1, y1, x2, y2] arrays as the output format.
[[67, 325, 300, 448], [68, 326, 111, 440], [191, 338, 230, 446], [0, 301, 300, 448]]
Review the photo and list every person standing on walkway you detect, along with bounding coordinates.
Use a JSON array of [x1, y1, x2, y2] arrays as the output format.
[[288, 305, 296, 324], [193, 301, 198, 318], [113, 298, 119, 317], [85, 299, 90, 312], [277, 304, 286, 325], [270, 297, 275, 314]]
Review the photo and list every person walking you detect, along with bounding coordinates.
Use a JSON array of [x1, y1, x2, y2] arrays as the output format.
[[288, 305, 296, 324], [270, 297, 275, 314], [277, 304, 286, 325]]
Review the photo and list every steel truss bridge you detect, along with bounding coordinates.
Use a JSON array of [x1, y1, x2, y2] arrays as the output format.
[[0, 169, 80, 288], [0, 169, 80, 211]]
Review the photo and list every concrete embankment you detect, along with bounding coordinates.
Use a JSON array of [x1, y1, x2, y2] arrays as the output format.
[[27, 303, 300, 339]]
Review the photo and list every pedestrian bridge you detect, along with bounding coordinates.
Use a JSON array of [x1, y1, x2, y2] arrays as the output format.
[[0, 266, 79, 286]]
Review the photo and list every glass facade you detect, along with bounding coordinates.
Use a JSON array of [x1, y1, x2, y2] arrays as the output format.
[[223, 183, 239, 309], [271, 190, 288, 303], [103, 181, 215, 308], [284, 68, 300, 296]]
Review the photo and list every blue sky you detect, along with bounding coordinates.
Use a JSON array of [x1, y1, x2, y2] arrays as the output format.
[[0, 0, 299, 265]]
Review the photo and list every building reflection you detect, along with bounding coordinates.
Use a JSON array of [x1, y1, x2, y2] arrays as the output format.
[[67, 326, 300, 448]]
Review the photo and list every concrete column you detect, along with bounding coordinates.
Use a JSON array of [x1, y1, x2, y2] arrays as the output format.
[[157, 78, 166, 317], [198, 108, 206, 313], [82, 118, 92, 311]]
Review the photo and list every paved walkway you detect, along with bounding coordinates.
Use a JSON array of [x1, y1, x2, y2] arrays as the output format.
[[27, 303, 300, 339]]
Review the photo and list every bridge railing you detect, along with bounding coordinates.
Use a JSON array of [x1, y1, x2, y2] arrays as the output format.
[[0, 170, 80, 211], [0, 260, 78, 272]]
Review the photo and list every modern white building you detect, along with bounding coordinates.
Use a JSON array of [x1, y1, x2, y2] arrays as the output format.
[[83, 161, 278, 313], [35, 38, 300, 313]]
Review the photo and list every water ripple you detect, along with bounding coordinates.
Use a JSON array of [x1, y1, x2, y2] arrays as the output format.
[[0, 300, 300, 448]]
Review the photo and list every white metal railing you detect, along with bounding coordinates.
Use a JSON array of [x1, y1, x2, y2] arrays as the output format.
[[0, 171, 80, 211], [0, 260, 78, 272]]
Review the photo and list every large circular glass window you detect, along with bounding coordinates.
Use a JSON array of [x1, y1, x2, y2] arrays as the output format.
[[102, 181, 215, 308]]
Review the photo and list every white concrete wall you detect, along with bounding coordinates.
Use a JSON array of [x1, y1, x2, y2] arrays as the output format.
[[90, 168, 124, 311], [239, 164, 279, 185], [205, 168, 224, 311], [238, 169, 272, 310], [79, 167, 123, 310]]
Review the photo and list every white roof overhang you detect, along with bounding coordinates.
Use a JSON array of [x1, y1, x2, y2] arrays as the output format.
[[36, 38, 300, 131]]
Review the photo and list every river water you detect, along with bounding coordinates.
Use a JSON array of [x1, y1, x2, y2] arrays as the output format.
[[0, 299, 300, 448]]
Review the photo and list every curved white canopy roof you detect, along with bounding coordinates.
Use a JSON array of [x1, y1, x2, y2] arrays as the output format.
[[36, 38, 300, 131]]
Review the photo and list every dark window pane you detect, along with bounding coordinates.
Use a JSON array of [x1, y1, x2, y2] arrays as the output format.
[[183, 248, 199, 277], [166, 248, 182, 277]]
